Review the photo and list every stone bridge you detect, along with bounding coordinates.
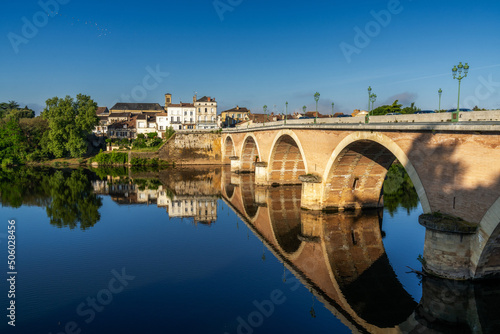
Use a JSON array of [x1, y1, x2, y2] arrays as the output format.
[[221, 171, 500, 333], [221, 119, 500, 280]]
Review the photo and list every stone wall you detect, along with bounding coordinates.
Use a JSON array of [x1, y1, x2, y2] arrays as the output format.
[[129, 151, 159, 160], [158, 131, 222, 165]]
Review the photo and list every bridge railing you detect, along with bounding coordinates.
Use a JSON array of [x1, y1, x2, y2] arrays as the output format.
[[225, 110, 500, 131]]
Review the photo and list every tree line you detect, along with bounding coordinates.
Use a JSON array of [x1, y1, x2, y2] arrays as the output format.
[[0, 94, 99, 166]]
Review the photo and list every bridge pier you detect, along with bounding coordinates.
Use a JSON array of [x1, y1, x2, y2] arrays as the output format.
[[410, 276, 483, 332], [254, 186, 268, 207], [299, 211, 322, 242], [299, 174, 324, 211], [229, 156, 240, 173], [419, 214, 478, 280], [254, 162, 268, 185]]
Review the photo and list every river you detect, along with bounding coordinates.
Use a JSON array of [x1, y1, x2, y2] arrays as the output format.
[[0, 166, 498, 333]]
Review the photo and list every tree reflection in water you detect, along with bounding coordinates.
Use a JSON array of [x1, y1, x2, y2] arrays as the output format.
[[383, 163, 419, 216], [0, 167, 102, 230]]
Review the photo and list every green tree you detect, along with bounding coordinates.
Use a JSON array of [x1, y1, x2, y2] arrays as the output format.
[[371, 100, 403, 115], [0, 118, 28, 164], [46, 169, 102, 230], [42, 94, 99, 158], [401, 102, 420, 114], [0, 101, 22, 119], [18, 117, 50, 161], [383, 163, 419, 216]]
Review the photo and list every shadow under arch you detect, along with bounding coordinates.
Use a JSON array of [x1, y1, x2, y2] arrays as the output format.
[[322, 132, 431, 213], [320, 210, 418, 329], [268, 130, 307, 184], [223, 135, 236, 164], [240, 134, 261, 172], [472, 196, 500, 279], [267, 186, 306, 258]]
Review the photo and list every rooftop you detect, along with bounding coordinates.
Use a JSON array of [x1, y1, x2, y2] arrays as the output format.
[[221, 106, 250, 113], [110, 103, 164, 111], [168, 103, 195, 108], [196, 96, 216, 103], [96, 107, 109, 115]]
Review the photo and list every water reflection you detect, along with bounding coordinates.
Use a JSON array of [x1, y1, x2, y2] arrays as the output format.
[[2, 166, 499, 332], [92, 167, 221, 225], [223, 170, 500, 333], [0, 167, 101, 229]]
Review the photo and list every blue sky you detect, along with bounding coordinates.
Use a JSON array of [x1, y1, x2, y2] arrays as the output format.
[[1, 0, 500, 114]]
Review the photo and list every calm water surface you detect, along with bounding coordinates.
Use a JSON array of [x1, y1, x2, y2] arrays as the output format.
[[0, 166, 498, 333]]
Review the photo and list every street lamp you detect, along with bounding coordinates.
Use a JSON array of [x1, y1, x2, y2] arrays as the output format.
[[314, 92, 320, 124], [370, 93, 377, 112], [285, 101, 288, 125], [331, 102, 335, 117], [438, 88, 442, 112], [452, 62, 469, 122], [367, 86, 372, 111], [263, 105, 267, 125]]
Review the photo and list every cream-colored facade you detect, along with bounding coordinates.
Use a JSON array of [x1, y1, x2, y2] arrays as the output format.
[[194, 95, 218, 130]]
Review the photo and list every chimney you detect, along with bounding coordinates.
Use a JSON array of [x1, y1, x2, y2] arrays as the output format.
[[193, 94, 197, 103], [236, 105, 239, 110], [208, 97, 211, 102]]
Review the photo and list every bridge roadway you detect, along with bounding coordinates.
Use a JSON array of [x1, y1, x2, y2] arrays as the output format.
[[222, 116, 500, 280], [221, 171, 500, 333]]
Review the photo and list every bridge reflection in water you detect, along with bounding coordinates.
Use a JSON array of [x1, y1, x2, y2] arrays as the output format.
[[222, 169, 500, 333]]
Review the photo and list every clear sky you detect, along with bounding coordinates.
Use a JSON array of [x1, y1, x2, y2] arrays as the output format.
[[2, 0, 500, 114]]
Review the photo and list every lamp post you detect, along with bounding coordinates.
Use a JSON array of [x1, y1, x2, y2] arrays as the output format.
[[285, 101, 288, 125], [331, 102, 335, 117], [452, 62, 469, 122], [438, 88, 442, 112], [367, 86, 372, 112], [314, 92, 320, 123], [370, 93, 377, 112], [263, 105, 267, 125]]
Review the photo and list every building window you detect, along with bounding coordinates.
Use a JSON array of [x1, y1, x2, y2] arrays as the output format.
[[205, 108, 207, 113], [159, 126, 164, 130]]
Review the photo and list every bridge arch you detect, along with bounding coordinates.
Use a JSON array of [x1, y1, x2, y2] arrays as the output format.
[[239, 134, 261, 172], [322, 132, 431, 213], [268, 130, 308, 185], [223, 135, 236, 164], [320, 212, 417, 329], [268, 186, 306, 259], [239, 174, 260, 219], [472, 196, 500, 279]]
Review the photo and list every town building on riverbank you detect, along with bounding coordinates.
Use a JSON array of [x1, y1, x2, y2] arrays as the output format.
[[194, 95, 218, 130]]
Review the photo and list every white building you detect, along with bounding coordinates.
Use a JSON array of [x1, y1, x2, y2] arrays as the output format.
[[136, 114, 157, 136], [194, 95, 218, 130], [166, 102, 196, 130], [156, 112, 171, 137]]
